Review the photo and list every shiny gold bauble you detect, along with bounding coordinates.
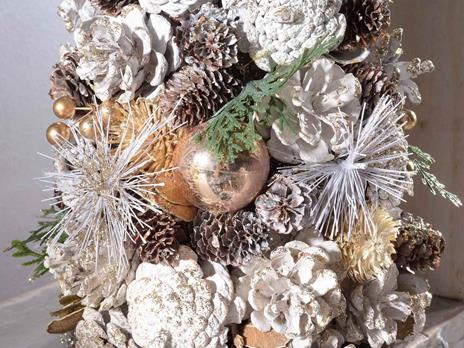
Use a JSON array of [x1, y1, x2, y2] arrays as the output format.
[[402, 109, 417, 130], [46, 122, 71, 145], [406, 160, 416, 172], [173, 127, 270, 214], [99, 100, 124, 124], [53, 96, 76, 119], [78, 116, 95, 140]]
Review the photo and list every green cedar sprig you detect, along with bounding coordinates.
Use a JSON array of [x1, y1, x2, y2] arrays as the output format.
[[409, 145, 462, 207], [5, 207, 66, 280], [198, 35, 341, 163]]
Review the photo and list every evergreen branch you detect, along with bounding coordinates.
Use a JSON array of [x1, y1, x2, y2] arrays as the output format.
[[4, 207, 66, 280], [198, 35, 342, 163], [409, 145, 462, 207]]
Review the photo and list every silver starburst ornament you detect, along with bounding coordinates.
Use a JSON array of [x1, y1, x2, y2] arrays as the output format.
[[40, 106, 171, 271], [281, 97, 412, 240]]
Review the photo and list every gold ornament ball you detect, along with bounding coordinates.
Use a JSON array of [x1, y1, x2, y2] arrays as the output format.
[[46, 122, 71, 145], [78, 116, 95, 139], [99, 100, 124, 124], [53, 96, 76, 119], [402, 109, 417, 130], [406, 160, 416, 172], [173, 127, 270, 214]]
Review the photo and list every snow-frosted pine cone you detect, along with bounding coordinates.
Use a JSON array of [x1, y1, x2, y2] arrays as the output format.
[[49, 45, 93, 107], [394, 212, 445, 271], [255, 175, 313, 235], [177, 4, 239, 70], [223, 0, 346, 71], [339, 0, 391, 51], [159, 64, 242, 126], [75, 307, 138, 348], [192, 210, 270, 266]]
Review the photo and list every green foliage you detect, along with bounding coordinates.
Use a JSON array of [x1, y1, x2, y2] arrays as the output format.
[[198, 35, 341, 163], [409, 145, 462, 207], [5, 207, 66, 280]]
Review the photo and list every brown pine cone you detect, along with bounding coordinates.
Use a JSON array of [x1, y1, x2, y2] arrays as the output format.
[[137, 211, 182, 264], [90, 0, 138, 14], [177, 3, 239, 71], [339, 0, 391, 51], [49, 46, 93, 107], [192, 210, 270, 266], [393, 212, 445, 271], [159, 64, 243, 127], [345, 62, 400, 115]]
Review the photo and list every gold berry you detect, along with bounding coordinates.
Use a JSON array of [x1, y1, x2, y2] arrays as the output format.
[[46, 122, 71, 145], [402, 109, 417, 130], [53, 96, 76, 119]]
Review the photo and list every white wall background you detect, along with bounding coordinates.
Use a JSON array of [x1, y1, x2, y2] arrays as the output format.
[[0, 0, 70, 301], [0, 1, 462, 303]]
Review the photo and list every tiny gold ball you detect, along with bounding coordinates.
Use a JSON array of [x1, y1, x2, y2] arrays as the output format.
[[402, 109, 417, 130], [99, 100, 123, 124], [406, 161, 416, 172], [53, 96, 76, 119], [46, 122, 71, 145], [78, 117, 95, 139]]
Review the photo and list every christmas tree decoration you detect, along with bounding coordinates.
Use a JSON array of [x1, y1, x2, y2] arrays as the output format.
[[345, 62, 400, 115], [10, 1, 463, 347], [281, 97, 412, 239], [236, 241, 346, 347], [339, 208, 398, 283], [47, 295, 85, 334], [223, 0, 346, 71], [264, 57, 362, 164], [46, 122, 71, 145], [176, 4, 239, 71], [344, 265, 412, 348], [75, 307, 138, 348], [365, 28, 434, 105], [192, 210, 270, 266], [74, 5, 181, 102], [394, 212, 445, 271], [159, 64, 243, 127], [40, 103, 172, 270], [126, 246, 244, 348], [396, 273, 432, 343], [53, 96, 77, 119], [44, 239, 139, 309], [402, 109, 418, 130], [339, 0, 391, 51], [255, 175, 313, 235], [137, 211, 181, 264], [49, 45, 94, 107], [173, 127, 270, 214]]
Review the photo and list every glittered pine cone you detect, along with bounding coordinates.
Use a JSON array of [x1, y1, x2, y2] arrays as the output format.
[[339, 0, 391, 51], [177, 3, 239, 71], [90, 0, 138, 14], [192, 210, 270, 266], [137, 211, 182, 264], [394, 212, 445, 271], [345, 62, 400, 115], [49, 46, 93, 107], [159, 64, 242, 127], [255, 175, 313, 235]]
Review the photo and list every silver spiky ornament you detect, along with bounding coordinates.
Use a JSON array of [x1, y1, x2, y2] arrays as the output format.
[[281, 97, 412, 240]]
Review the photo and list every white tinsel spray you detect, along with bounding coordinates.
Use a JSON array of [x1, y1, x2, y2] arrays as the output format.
[[281, 97, 411, 240], [39, 106, 175, 271]]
